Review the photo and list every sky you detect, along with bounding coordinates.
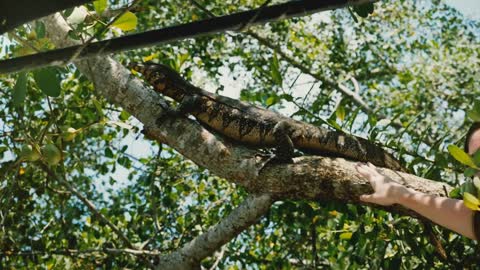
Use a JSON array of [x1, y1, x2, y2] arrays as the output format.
[[445, 0, 480, 19]]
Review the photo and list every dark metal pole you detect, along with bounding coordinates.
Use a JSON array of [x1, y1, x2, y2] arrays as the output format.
[[0, 0, 375, 74]]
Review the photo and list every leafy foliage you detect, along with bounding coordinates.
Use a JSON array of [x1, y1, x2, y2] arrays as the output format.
[[1, 0, 480, 268]]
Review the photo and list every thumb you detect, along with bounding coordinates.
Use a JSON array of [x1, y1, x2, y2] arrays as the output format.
[[359, 194, 376, 203]]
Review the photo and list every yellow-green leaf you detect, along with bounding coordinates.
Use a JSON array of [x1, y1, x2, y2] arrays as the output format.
[[463, 192, 480, 211], [270, 53, 282, 86], [93, 0, 108, 15], [92, 98, 104, 118], [111, 11, 137, 31], [336, 105, 345, 121], [266, 96, 276, 107], [143, 53, 158, 62], [447, 145, 478, 169], [339, 232, 352, 240]]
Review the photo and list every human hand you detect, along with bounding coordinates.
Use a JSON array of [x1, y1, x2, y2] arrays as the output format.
[[355, 162, 408, 206]]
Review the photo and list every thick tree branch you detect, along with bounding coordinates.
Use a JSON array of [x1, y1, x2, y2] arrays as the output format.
[[0, 0, 376, 74], [156, 194, 274, 270], [0, 0, 93, 35]]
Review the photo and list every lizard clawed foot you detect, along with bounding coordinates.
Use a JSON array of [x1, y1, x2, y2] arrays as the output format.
[[257, 153, 294, 175], [156, 108, 181, 126], [269, 155, 294, 164]]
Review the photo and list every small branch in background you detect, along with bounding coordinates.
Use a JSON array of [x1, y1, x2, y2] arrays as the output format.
[[337, 77, 368, 110], [39, 163, 131, 245], [38, 163, 155, 268], [8, 31, 41, 53], [208, 246, 226, 270], [237, 0, 272, 32]]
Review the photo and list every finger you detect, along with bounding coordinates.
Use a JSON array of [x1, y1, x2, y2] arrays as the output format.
[[355, 162, 366, 169], [355, 164, 372, 178], [359, 194, 373, 202], [360, 194, 381, 203], [355, 163, 365, 172]]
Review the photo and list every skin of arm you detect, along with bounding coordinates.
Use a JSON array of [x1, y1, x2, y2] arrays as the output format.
[[356, 162, 476, 240]]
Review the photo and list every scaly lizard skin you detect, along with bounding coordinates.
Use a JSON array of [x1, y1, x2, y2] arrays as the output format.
[[128, 62, 405, 172]]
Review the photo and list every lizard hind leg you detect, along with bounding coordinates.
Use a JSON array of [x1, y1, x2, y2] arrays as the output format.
[[271, 121, 295, 163]]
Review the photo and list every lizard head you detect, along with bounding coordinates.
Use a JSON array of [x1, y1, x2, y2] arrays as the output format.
[[127, 62, 193, 102], [127, 62, 170, 93]]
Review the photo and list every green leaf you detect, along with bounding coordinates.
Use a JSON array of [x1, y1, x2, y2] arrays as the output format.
[[33, 68, 61, 97], [467, 100, 480, 121], [464, 167, 478, 178], [336, 105, 346, 121], [398, 71, 414, 84], [111, 11, 138, 31], [13, 72, 27, 107], [93, 0, 108, 15], [67, 30, 81, 40], [447, 145, 478, 169], [460, 180, 477, 196], [449, 187, 461, 199], [105, 147, 114, 158], [467, 110, 480, 122], [353, 3, 374, 18], [270, 53, 282, 86], [327, 119, 342, 131], [279, 94, 293, 102], [117, 156, 131, 168], [175, 53, 190, 71], [119, 110, 130, 121], [35, 21, 45, 39], [472, 149, 480, 167]]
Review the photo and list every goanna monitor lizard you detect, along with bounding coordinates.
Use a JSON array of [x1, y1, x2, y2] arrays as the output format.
[[127, 62, 405, 172]]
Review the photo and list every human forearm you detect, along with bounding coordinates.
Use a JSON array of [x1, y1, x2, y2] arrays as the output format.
[[396, 187, 476, 240]]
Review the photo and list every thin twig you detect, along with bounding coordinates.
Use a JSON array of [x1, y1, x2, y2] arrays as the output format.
[[237, 0, 272, 32]]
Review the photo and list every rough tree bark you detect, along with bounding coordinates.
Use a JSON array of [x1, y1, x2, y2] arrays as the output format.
[[40, 7, 452, 270]]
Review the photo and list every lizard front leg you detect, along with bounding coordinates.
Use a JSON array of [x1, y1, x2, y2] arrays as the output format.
[[156, 94, 202, 125], [272, 121, 295, 162]]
